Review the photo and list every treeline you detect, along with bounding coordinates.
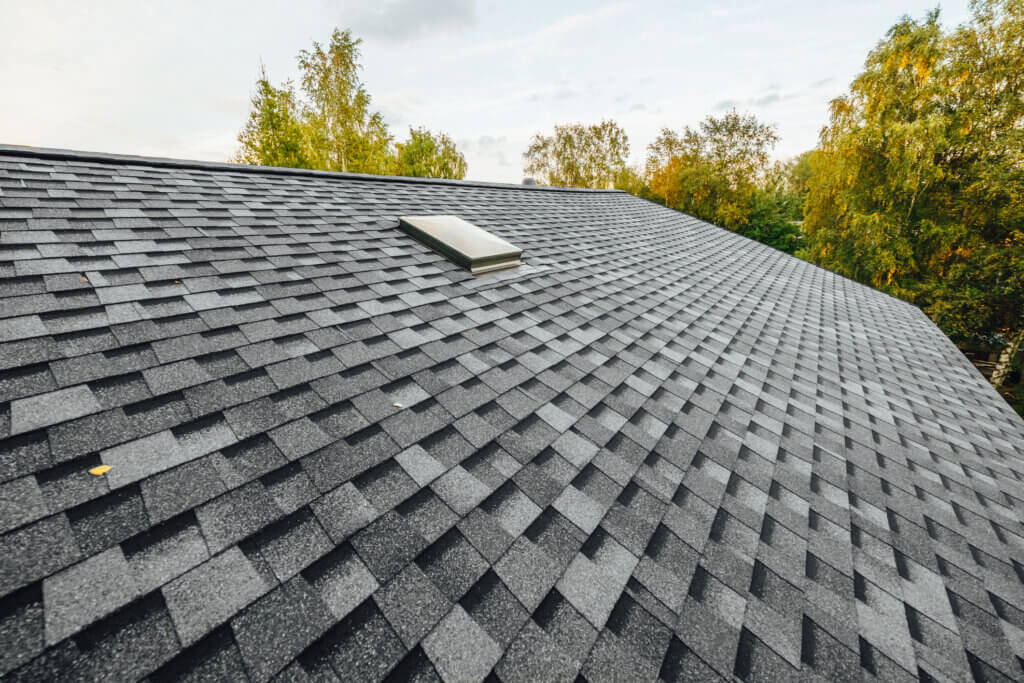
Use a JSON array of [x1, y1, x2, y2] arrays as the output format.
[[236, 30, 466, 179], [522, 114, 808, 255]]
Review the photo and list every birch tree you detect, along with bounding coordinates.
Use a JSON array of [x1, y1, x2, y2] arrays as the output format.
[[523, 120, 629, 188], [236, 29, 467, 179]]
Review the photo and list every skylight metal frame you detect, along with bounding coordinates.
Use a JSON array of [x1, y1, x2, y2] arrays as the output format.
[[398, 215, 522, 275]]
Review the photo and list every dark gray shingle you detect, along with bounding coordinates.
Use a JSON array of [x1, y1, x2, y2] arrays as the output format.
[[162, 547, 271, 646]]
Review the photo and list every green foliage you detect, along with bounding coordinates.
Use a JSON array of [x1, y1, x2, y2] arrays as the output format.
[[775, 150, 814, 218], [236, 28, 465, 179], [296, 29, 393, 174], [1006, 350, 1024, 414], [234, 67, 311, 168], [612, 165, 649, 197], [799, 0, 1024, 353], [643, 110, 802, 253], [742, 170, 803, 253], [394, 127, 467, 179], [523, 120, 630, 188]]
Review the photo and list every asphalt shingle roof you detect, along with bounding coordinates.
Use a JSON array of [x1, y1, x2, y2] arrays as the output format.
[[1, 145, 1024, 682]]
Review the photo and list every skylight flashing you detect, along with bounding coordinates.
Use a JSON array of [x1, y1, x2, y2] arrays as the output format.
[[398, 215, 522, 275]]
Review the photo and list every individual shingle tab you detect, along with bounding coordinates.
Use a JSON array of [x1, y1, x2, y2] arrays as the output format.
[[0, 476, 49, 533], [311, 482, 378, 542], [195, 481, 282, 553], [123, 513, 209, 593], [242, 507, 330, 581], [374, 563, 452, 648], [394, 445, 446, 487], [460, 570, 530, 647], [0, 362, 56, 404], [0, 315, 47, 343], [9, 385, 101, 435], [162, 546, 272, 646], [67, 484, 150, 556], [230, 575, 333, 682], [143, 359, 212, 395], [46, 407, 133, 461], [494, 537, 564, 612], [304, 543, 379, 620], [268, 417, 332, 460], [351, 511, 429, 583], [99, 429, 189, 489], [422, 604, 504, 682], [0, 583, 45, 676], [0, 514, 81, 595], [432, 466, 490, 516], [43, 546, 139, 644], [496, 620, 579, 682], [553, 485, 606, 535], [140, 456, 227, 523]]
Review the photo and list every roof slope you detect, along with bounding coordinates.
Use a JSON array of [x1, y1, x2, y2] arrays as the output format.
[[1, 147, 1023, 682]]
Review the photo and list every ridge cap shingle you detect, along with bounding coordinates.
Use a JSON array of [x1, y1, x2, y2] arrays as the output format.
[[0, 144, 622, 193]]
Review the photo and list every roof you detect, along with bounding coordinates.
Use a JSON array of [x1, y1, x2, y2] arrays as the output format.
[[1, 145, 1023, 682]]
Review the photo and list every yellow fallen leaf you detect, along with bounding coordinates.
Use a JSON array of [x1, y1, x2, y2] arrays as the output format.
[[89, 465, 111, 476], [393, 402, 403, 408]]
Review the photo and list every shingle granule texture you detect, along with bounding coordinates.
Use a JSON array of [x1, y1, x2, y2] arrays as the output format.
[[1, 145, 1024, 682]]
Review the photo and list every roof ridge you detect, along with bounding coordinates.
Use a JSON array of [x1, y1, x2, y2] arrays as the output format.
[[0, 143, 622, 193]]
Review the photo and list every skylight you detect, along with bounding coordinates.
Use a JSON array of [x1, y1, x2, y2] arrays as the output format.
[[398, 215, 522, 275]]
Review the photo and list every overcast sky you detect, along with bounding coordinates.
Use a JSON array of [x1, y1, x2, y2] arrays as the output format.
[[2, 1, 972, 183]]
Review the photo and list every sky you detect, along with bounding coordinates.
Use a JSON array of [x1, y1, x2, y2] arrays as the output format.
[[1, 0, 973, 184]]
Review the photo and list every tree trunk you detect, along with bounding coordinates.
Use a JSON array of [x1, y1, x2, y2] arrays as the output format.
[[991, 329, 1024, 390]]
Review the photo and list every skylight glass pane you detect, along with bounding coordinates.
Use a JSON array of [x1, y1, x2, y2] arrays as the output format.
[[398, 215, 522, 275]]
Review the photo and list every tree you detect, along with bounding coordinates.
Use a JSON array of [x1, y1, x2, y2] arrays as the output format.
[[744, 163, 804, 253], [613, 165, 649, 198], [234, 66, 311, 168], [296, 29, 393, 174], [800, 1, 1024, 389], [236, 28, 467, 179], [644, 110, 801, 252], [394, 127, 467, 179], [645, 111, 779, 228], [784, 150, 814, 199], [523, 120, 629, 188], [992, 331, 1024, 389], [775, 150, 814, 219]]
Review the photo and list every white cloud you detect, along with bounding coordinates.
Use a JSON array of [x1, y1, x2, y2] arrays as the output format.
[[344, 0, 476, 40], [444, 3, 627, 61]]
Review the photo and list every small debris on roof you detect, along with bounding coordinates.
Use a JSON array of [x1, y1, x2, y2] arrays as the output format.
[[88, 465, 111, 476]]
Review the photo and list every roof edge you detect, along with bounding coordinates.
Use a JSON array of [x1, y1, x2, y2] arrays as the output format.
[[0, 143, 622, 193]]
